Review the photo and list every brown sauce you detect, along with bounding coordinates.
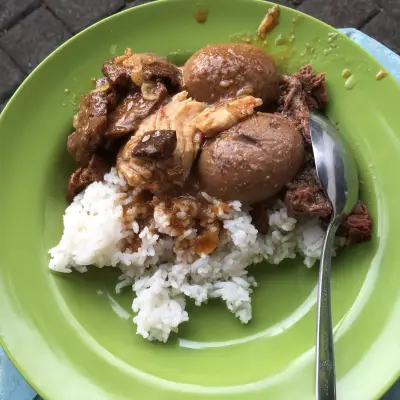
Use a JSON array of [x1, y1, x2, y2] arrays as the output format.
[[195, 9, 208, 24], [120, 170, 225, 255], [193, 231, 219, 254]]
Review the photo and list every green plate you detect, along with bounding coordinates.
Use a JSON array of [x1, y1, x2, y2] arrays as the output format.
[[1, 0, 399, 399]]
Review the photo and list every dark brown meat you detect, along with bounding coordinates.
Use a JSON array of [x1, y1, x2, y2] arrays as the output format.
[[250, 202, 270, 234], [132, 130, 177, 159], [102, 49, 183, 91], [67, 86, 116, 166], [279, 65, 327, 143], [106, 83, 167, 137], [337, 202, 372, 244], [286, 164, 373, 244], [285, 164, 332, 217], [141, 54, 183, 89], [102, 60, 132, 86], [93, 76, 109, 88], [98, 136, 129, 165], [67, 155, 110, 202]]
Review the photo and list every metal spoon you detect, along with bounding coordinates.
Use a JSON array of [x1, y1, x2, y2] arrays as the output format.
[[310, 111, 359, 400]]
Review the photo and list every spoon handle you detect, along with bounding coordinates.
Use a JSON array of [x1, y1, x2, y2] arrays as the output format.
[[316, 219, 339, 400]]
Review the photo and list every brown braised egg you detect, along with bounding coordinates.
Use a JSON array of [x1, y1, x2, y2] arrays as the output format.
[[198, 113, 304, 204], [183, 43, 280, 104]]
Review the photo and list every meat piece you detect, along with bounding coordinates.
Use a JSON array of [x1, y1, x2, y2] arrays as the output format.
[[279, 65, 327, 142], [107, 83, 168, 137], [285, 164, 332, 217], [193, 95, 262, 138], [117, 91, 206, 191], [97, 136, 129, 166], [199, 113, 304, 204], [67, 85, 116, 166], [93, 76, 109, 88], [102, 60, 132, 86], [250, 202, 270, 234], [183, 43, 280, 104], [67, 155, 110, 202], [140, 53, 183, 89], [102, 49, 183, 91], [132, 130, 177, 159], [257, 6, 280, 39], [338, 202, 372, 244]]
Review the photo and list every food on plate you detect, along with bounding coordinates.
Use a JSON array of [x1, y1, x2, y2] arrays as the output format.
[[67, 83, 117, 166], [106, 83, 168, 138], [279, 65, 328, 143], [116, 91, 205, 190], [102, 49, 183, 90], [285, 163, 333, 217], [198, 113, 304, 203], [257, 5, 280, 39], [183, 43, 280, 104], [50, 41, 372, 343], [67, 154, 110, 202], [193, 95, 262, 138]]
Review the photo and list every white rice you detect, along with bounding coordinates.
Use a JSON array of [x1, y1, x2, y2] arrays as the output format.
[[49, 168, 332, 342]]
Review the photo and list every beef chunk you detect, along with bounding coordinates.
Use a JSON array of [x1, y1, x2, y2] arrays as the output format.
[[140, 54, 184, 90], [98, 136, 129, 165], [102, 60, 132, 86], [102, 49, 183, 92], [132, 130, 177, 159], [285, 164, 332, 217], [250, 201, 270, 234], [67, 155, 110, 202], [93, 76, 109, 88], [67, 86, 116, 166], [337, 202, 372, 244], [106, 83, 168, 137], [279, 65, 327, 143]]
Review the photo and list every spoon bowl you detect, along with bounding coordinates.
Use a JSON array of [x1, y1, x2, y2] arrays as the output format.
[[310, 111, 359, 217]]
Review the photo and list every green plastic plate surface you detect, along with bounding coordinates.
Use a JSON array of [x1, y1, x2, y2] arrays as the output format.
[[0, 1, 399, 399]]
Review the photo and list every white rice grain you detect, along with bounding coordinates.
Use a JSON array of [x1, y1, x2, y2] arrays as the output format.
[[49, 169, 331, 342]]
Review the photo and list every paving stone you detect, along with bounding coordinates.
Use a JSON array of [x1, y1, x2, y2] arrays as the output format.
[[44, 0, 124, 33], [298, 0, 380, 29], [0, 7, 71, 74], [271, 0, 303, 8], [0, 0, 40, 31], [1, 100, 9, 115], [362, 11, 400, 55], [0, 48, 24, 102], [375, 0, 400, 20], [123, 0, 155, 10], [125, 0, 154, 4], [122, 0, 300, 12]]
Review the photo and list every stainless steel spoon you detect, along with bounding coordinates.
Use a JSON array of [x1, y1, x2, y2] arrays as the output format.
[[310, 111, 359, 400]]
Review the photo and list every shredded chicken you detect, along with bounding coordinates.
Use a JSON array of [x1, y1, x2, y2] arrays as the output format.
[[117, 91, 206, 191], [279, 65, 327, 142], [193, 95, 263, 138]]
